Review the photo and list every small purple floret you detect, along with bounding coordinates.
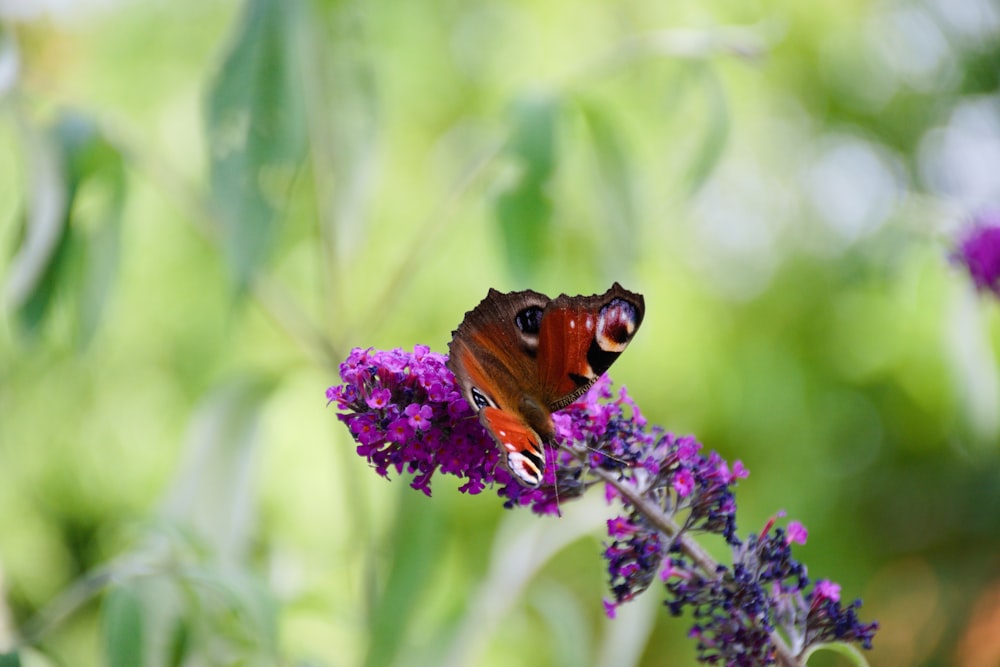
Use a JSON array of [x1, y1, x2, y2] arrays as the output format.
[[954, 213, 1000, 296], [786, 521, 808, 545]]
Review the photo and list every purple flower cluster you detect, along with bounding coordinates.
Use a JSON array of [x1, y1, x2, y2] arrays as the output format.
[[327, 345, 502, 496], [327, 345, 569, 510], [660, 522, 877, 666], [328, 345, 879, 664], [954, 213, 1000, 296]]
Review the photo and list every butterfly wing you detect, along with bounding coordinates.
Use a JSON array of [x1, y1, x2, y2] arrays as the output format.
[[479, 406, 545, 486], [447, 288, 550, 414], [447, 289, 554, 486], [536, 282, 645, 409]]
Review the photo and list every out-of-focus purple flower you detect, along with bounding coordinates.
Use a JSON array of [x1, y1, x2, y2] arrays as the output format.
[[328, 345, 879, 663], [954, 214, 1000, 296], [813, 579, 841, 603], [787, 521, 808, 545]]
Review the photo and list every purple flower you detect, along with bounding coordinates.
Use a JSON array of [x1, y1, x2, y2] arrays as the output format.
[[607, 516, 639, 538], [366, 388, 392, 409], [786, 521, 808, 545], [385, 418, 413, 443], [813, 579, 840, 603], [954, 213, 1000, 296], [404, 403, 434, 431], [328, 345, 879, 664], [672, 468, 695, 497]]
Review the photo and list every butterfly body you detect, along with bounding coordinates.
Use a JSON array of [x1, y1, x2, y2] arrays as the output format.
[[447, 283, 644, 487]]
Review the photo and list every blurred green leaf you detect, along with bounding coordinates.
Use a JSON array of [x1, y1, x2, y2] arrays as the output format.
[[298, 2, 379, 264], [803, 640, 871, 666], [5, 117, 71, 337], [0, 652, 20, 667], [102, 585, 144, 667], [508, 94, 559, 178], [494, 93, 561, 282], [363, 486, 446, 667], [4, 110, 126, 346], [165, 616, 190, 667], [495, 183, 553, 282], [181, 566, 279, 656], [205, 0, 308, 291], [578, 99, 638, 275], [54, 112, 127, 348], [530, 582, 590, 667], [161, 378, 275, 563], [684, 64, 729, 194]]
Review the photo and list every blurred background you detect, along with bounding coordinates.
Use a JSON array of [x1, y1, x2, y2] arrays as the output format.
[[1, 0, 999, 665]]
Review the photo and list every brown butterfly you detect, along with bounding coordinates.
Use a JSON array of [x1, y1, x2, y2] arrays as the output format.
[[447, 283, 644, 487]]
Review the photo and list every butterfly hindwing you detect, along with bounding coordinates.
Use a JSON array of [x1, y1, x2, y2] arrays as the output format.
[[447, 289, 550, 417], [479, 406, 545, 487]]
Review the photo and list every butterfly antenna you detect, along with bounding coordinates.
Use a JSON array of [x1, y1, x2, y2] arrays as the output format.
[[580, 442, 628, 466]]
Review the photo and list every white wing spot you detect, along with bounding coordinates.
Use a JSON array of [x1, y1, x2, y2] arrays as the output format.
[[499, 430, 507, 436], [569, 320, 576, 329]]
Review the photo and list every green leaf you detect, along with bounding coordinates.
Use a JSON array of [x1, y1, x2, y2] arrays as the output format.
[[507, 93, 559, 179], [495, 182, 552, 282], [0, 652, 21, 667], [54, 112, 127, 348], [102, 585, 144, 667], [161, 378, 275, 562], [205, 0, 308, 290], [4, 110, 126, 346], [493, 93, 561, 282], [803, 640, 872, 666], [363, 484, 446, 667], [578, 99, 638, 275], [5, 117, 71, 338], [530, 582, 590, 667], [165, 617, 191, 667], [684, 64, 729, 194], [180, 566, 279, 656]]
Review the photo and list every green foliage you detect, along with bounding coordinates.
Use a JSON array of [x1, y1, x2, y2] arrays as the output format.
[[102, 586, 143, 667], [5, 110, 125, 346], [205, 0, 308, 290], [578, 98, 638, 276], [363, 487, 446, 667], [494, 93, 560, 283], [1, 0, 998, 666]]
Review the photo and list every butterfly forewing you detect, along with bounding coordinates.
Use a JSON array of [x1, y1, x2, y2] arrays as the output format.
[[536, 283, 644, 409], [447, 289, 550, 415]]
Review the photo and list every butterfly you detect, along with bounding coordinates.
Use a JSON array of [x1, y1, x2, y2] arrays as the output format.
[[447, 283, 644, 487]]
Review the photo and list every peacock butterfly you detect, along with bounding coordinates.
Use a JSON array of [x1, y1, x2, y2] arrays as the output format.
[[447, 283, 644, 487]]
